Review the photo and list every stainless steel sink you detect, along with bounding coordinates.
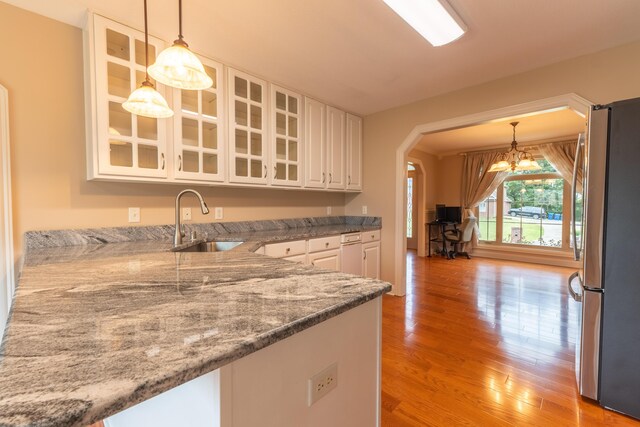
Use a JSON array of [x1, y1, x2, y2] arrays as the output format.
[[176, 241, 244, 252]]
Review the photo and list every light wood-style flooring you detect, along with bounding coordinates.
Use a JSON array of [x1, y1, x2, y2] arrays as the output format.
[[381, 251, 639, 426]]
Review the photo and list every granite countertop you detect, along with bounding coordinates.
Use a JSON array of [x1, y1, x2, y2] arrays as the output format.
[[0, 217, 390, 427]]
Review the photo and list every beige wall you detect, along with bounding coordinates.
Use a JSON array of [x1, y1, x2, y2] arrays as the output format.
[[349, 40, 640, 287], [434, 155, 463, 206], [0, 3, 346, 257]]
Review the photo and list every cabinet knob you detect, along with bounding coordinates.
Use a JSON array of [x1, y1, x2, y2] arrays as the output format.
[[363, 252, 367, 260], [178, 155, 182, 171], [325, 242, 329, 248], [263, 165, 267, 178], [286, 248, 290, 254], [273, 165, 278, 179], [161, 153, 165, 170], [329, 173, 333, 184], [322, 172, 326, 183], [348, 175, 351, 185]]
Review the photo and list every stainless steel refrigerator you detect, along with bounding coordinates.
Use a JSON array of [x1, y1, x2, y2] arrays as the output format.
[[570, 97, 640, 419]]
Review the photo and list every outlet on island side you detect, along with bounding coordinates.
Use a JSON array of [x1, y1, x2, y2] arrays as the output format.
[[327, 206, 332, 215], [308, 363, 338, 406]]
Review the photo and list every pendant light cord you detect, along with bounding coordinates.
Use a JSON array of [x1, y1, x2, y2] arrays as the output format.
[[178, 0, 183, 41], [144, 0, 150, 82]]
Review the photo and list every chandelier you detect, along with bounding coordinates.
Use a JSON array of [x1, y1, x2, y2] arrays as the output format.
[[488, 122, 541, 172]]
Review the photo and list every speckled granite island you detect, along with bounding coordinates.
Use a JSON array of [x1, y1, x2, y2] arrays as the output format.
[[0, 216, 390, 427]]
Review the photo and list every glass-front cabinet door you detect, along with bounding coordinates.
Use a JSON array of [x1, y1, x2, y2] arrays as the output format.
[[270, 85, 302, 187], [173, 57, 224, 182], [228, 68, 268, 184], [91, 15, 168, 179]]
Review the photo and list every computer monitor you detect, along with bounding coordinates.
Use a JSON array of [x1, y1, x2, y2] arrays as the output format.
[[435, 204, 446, 222], [445, 206, 462, 224]]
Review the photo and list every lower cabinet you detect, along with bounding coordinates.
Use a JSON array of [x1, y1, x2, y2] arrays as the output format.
[[307, 249, 341, 272], [362, 242, 380, 280], [262, 231, 380, 277]]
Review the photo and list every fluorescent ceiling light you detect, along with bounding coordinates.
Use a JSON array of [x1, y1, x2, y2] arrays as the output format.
[[382, 0, 467, 47]]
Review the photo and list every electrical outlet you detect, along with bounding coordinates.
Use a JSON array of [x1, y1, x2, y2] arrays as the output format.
[[214, 207, 224, 220], [128, 207, 140, 223], [308, 363, 338, 406], [362, 205, 368, 215], [326, 206, 332, 215], [182, 207, 192, 221]]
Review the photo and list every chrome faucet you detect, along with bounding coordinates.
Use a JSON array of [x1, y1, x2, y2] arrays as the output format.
[[174, 189, 210, 246]]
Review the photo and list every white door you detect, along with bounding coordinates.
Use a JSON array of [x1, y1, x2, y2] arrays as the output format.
[[346, 113, 362, 191], [326, 106, 346, 190], [304, 97, 326, 188], [308, 249, 341, 271], [228, 68, 268, 184]]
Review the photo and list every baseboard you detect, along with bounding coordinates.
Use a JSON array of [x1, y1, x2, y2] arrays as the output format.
[[471, 246, 580, 268]]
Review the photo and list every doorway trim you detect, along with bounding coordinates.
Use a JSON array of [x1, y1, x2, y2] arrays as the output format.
[[392, 93, 592, 296], [0, 84, 15, 340], [407, 157, 427, 257]]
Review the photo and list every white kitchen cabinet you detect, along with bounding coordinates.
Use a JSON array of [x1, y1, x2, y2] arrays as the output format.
[[228, 68, 268, 185], [308, 249, 341, 272], [326, 106, 346, 190], [264, 239, 307, 258], [173, 56, 225, 182], [270, 85, 303, 187], [86, 15, 169, 180], [304, 97, 326, 189], [346, 113, 362, 191], [362, 231, 381, 280]]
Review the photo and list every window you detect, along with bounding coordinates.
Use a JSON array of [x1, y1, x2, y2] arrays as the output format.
[[478, 159, 569, 249]]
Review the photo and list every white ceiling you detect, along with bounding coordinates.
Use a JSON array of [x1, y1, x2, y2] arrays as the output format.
[[412, 108, 586, 155], [6, 0, 640, 115]]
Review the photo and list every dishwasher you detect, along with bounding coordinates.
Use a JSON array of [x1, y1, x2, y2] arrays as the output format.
[[340, 232, 363, 275]]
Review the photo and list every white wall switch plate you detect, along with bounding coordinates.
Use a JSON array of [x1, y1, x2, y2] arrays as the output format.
[[326, 206, 332, 215], [362, 205, 368, 215], [128, 207, 140, 223], [182, 207, 192, 221], [308, 363, 338, 406], [214, 207, 224, 220]]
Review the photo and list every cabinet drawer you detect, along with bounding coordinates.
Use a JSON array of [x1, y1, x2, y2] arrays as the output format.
[[361, 230, 380, 243], [308, 235, 341, 253], [283, 254, 307, 264], [264, 240, 307, 258]]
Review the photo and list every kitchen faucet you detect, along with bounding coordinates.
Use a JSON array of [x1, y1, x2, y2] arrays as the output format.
[[174, 189, 210, 246]]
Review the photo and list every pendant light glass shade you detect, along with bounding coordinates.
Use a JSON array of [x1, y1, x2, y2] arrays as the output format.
[[148, 0, 213, 90], [123, 81, 174, 118], [488, 160, 510, 172], [148, 42, 212, 90]]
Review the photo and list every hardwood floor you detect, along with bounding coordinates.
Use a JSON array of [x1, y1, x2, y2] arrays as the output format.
[[381, 251, 640, 426]]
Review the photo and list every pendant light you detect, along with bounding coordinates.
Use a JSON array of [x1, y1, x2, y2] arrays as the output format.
[[489, 122, 542, 173], [148, 0, 213, 90], [123, 0, 174, 119]]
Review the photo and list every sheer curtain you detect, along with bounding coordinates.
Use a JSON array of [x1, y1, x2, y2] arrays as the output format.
[[460, 151, 510, 246], [538, 139, 582, 191]]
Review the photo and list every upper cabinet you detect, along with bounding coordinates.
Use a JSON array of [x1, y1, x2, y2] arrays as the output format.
[[173, 57, 225, 182], [346, 114, 362, 191], [304, 98, 326, 189], [326, 106, 346, 190], [228, 68, 268, 185], [86, 15, 168, 180], [270, 85, 303, 187], [84, 13, 362, 192]]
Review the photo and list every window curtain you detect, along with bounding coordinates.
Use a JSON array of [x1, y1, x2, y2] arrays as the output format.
[[537, 139, 582, 191], [460, 151, 510, 246]]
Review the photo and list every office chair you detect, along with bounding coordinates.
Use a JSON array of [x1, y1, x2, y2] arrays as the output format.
[[443, 216, 476, 259]]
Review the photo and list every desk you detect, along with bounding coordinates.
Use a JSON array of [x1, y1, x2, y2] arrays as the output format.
[[427, 221, 457, 257]]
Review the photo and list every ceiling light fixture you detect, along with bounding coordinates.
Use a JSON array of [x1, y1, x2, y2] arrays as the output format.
[[148, 0, 213, 90], [123, 0, 173, 119], [489, 122, 542, 172], [382, 0, 466, 47]]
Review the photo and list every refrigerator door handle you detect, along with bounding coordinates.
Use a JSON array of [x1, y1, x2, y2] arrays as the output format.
[[571, 135, 584, 262], [568, 271, 582, 302]]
